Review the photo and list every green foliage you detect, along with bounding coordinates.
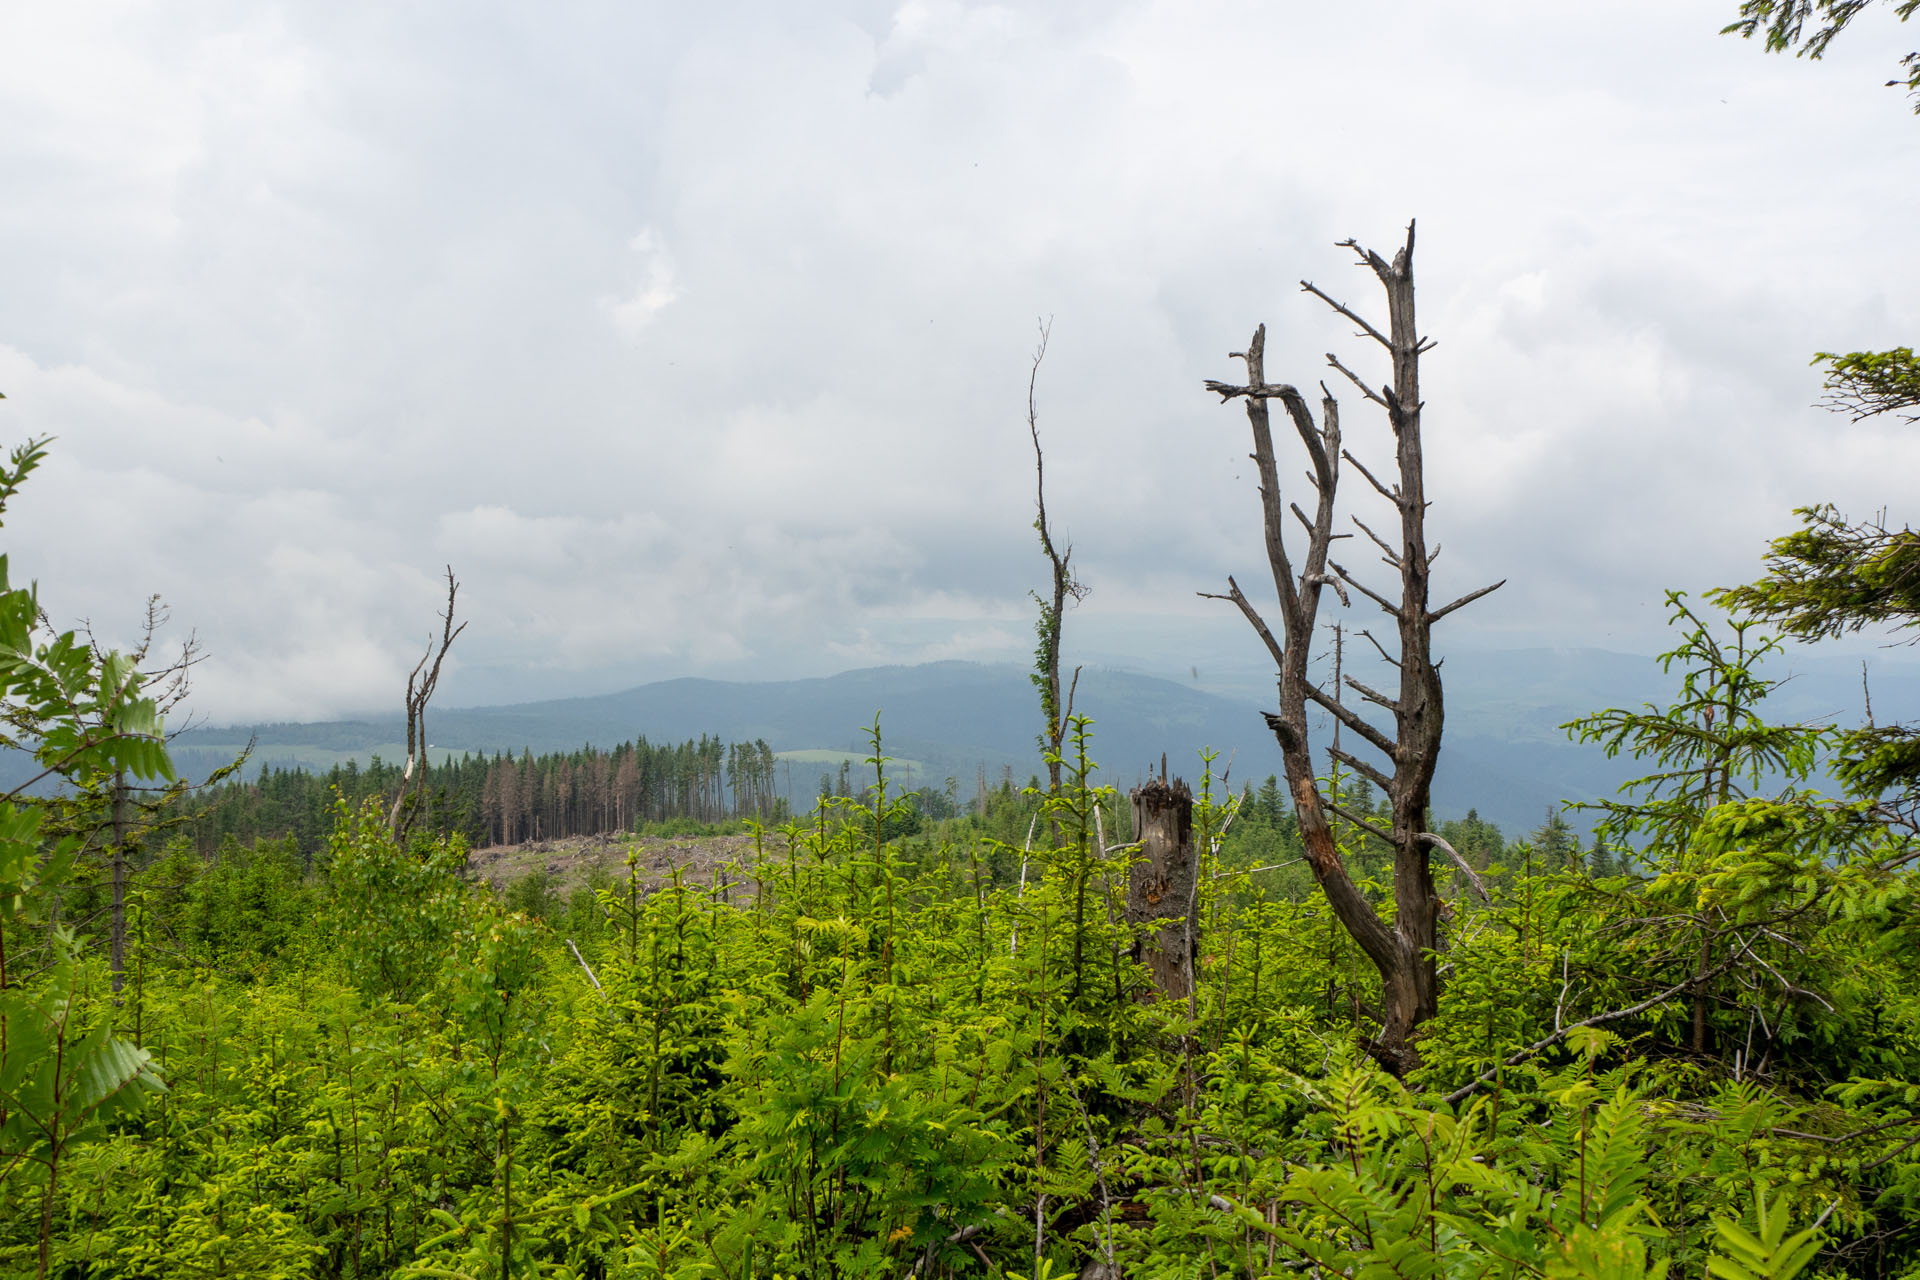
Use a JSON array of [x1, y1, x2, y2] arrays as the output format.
[[1712, 499, 1919, 815], [174, 734, 789, 860], [1566, 591, 1828, 850], [325, 797, 469, 1005], [1812, 346, 1920, 423], [0, 438, 176, 1277], [1716, 506, 1920, 650], [1708, 1183, 1825, 1280], [1724, 0, 1920, 108], [11, 697, 1920, 1277]]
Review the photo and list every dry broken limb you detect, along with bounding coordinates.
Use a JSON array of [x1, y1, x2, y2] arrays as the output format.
[[389, 565, 467, 843], [1201, 221, 1504, 1075]]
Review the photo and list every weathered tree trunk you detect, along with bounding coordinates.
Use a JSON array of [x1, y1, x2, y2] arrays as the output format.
[[1127, 777, 1198, 1002], [1202, 223, 1503, 1074]]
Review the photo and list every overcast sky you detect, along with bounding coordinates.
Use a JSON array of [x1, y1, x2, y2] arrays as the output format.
[[1, 0, 1916, 724]]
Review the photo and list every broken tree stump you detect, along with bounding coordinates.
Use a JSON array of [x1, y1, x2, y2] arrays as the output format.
[[1127, 776, 1198, 1003]]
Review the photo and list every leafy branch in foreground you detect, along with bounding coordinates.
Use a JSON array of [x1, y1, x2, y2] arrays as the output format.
[[0, 436, 176, 1278], [1723, 0, 1920, 109], [1812, 346, 1920, 423]]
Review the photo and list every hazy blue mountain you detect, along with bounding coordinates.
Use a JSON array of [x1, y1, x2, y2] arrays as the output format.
[[168, 648, 1920, 839]]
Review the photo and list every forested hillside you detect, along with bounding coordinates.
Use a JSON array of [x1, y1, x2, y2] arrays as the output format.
[[170, 735, 795, 856]]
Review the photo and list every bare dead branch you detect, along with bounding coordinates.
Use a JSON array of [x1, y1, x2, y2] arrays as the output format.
[[1300, 281, 1392, 351], [1327, 744, 1394, 793], [1340, 233, 1401, 286], [1305, 572, 1351, 608], [1198, 576, 1285, 671], [1303, 682, 1399, 759], [1863, 1132, 1920, 1173], [1326, 799, 1396, 846], [1325, 352, 1389, 408], [1330, 562, 1406, 620], [1351, 516, 1402, 567], [1343, 673, 1401, 713], [1340, 448, 1399, 504], [1429, 579, 1507, 623], [1275, 386, 1333, 486], [1443, 943, 1753, 1105], [1418, 832, 1491, 903], [566, 938, 605, 996], [1357, 628, 1402, 669]]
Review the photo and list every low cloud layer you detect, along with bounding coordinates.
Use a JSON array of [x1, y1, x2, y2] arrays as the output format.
[[1, 1, 1915, 723]]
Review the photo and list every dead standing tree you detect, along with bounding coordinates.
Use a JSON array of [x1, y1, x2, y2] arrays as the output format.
[[1027, 319, 1087, 798], [1202, 223, 1502, 1075], [388, 566, 466, 843]]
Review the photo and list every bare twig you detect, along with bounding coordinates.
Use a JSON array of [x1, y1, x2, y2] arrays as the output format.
[[566, 939, 605, 996], [1300, 281, 1392, 351], [1341, 448, 1399, 504], [1326, 744, 1394, 794], [1325, 352, 1389, 408]]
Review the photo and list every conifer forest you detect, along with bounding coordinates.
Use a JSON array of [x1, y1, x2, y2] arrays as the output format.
[[5, 7, 1920, 1278]]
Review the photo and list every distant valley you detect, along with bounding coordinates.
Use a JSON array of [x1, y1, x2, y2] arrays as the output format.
[[167, 648, 1920, 837]]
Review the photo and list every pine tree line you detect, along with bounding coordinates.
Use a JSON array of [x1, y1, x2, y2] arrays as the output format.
[[177, 734, 786, 855]]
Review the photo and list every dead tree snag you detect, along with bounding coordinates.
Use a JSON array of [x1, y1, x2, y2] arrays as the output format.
[[1027, 319, 1087, 801], [1201, 223, 1503, 1074], [389, 566, 466, 843]]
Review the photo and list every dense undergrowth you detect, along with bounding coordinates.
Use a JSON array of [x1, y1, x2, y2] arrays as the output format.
[[8, 682, 1920, 1279]]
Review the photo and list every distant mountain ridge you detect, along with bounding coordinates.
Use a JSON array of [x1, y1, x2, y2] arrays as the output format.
[[169, 649, 1920, 838]]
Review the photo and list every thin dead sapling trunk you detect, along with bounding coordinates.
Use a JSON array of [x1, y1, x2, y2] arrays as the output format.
[[1026, 319, 1086, 800]]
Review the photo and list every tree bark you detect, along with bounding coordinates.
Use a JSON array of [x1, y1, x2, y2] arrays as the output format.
[[1127, 777, 1198, 1003]]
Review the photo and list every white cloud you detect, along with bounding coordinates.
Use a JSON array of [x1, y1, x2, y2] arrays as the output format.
[[1, 0, 1916, 722], [604, 228, 680, 335]]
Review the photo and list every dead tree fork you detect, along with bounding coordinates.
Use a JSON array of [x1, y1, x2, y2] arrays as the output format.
[[1202, 222, 1503, 1074]]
